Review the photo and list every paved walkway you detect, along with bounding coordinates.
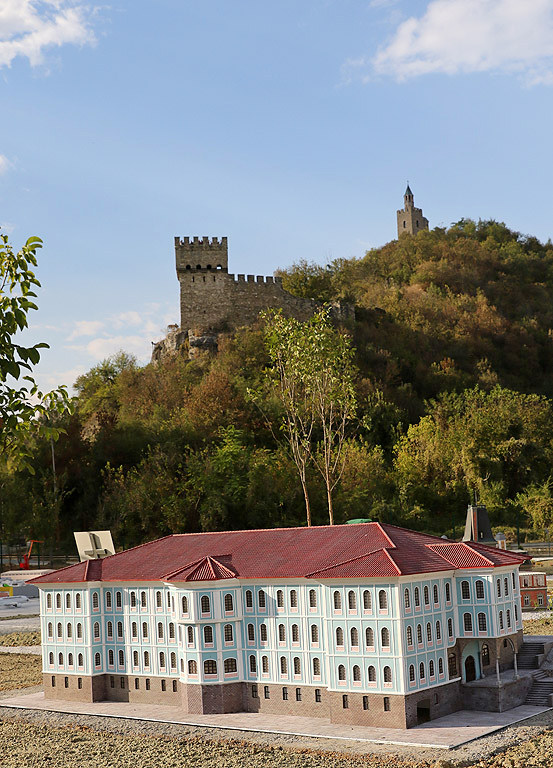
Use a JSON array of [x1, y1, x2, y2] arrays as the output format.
[[0, 645, 40, 655], [0, 691, 550, 749]]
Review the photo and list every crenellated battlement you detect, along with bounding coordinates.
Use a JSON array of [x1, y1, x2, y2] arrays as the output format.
[[175, 236, 229, 272]]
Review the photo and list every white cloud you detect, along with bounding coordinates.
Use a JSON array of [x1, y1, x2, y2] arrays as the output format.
[[366, 0, 553, 85], [67, 319, 104, 340], [112, 310, 142, 328], [0, 154, 10, 174], [83, 334, 154, 360], [0, 1, 96, 69]]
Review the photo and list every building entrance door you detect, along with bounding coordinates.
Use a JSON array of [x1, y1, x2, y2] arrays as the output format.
[[416, 700, 431, 724], [465, 655, 476, 682]]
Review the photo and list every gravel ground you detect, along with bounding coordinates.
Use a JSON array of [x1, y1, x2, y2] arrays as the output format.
[[0, 631, 40, 646], [0, 654, 42, 691], [0, 616, 40, 635]]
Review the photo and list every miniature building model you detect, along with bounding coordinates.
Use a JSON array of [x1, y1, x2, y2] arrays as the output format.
[[462, 505, 497, 547], [519, 572, 548, 610], [31, 522, 526, 729], [397, 185, 429, 238]]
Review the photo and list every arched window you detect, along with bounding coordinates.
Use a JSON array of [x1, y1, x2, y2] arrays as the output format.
[[309, 589, 317, 608], [409, 664, 415, 682], [423, 586, 430, 605], [170, 652, 176, 669], [155, 622, 162, 640], [92, 592, 99, 609], [293, 657, 301, 675], [106, 621, 112, 639], [276, 590, 284, 608], [105, 592, 111, 609], [383, 666, 392, 683], [363, 590, 372, 610], [66, 622, 73, 640], [115, 591, 121, 609], [144, 651, 150, 667], [406, 626, 413, 646], [131, 622, 138, 639], [130, 592, 136, 608], [94, 652, 101, 668], [56, 593, 61, 609], [348, 590, 356, 610], [338, 664, 346, 681], [478, 612, 487, 632], [169, 622, 175, 639], [417, 624, 423, 644], [119, 650, 124, 666], [482, 644, 490, 666], [224, 624, 233, 643], [59, 652, 64, 666], [140, 591, 146, 608], [429, 659, 435, 677], [262, 656, 269, 673], [504, 577, 509, 596], [224, 658, 237, 674], [77, 623, 83, 639], [336, 627, 344, 647], [436, 620, 441, 640], [108, 650, 114, 666], [278, 624, 285, 642], [188, 660, 197, 675], [155, 591, 162, 608], [142, 622, 148, 639], [180, 595, 187, 614], [404, 588, 410, 609], [313, 657, 321, 676], [187, 626, 194, 644], [351, 627, 359, 647], [68, 653, 73, 666], [464, 613, 473, 633], [47, 594, 52, 609], [224, 593, 233, 612], [47, 622, 53, 639], [433, 584, 439, 604], [368, 665, 376, 682], [78, 653, 83, 667], [476, 580, 484, 599], [260, 624, 267, 642], [334, 591, 342, 610], [291, 624, 299, 643], [378, 590, 387, 610], [461, 581, 470, 600], [438, 657, 444, 675], [366, 627, 374, 647], [499, 610, 504, 630], [497, 579, 501, 598], [427, 622, 432, 643], [448, 653, 457, 677], [381, 627, 390, 648], [290, 589, 298, 608], [353, 664, 361, 681], [246, 590, 253, 608], [66, 593, 71, 609], [445, 582, 451, 602], [311, 624, 319, 643], [419, 662, 425, 680], [258, 590, 266, 609], [447, 618, 453, 637], [507, 609, 511, 628], [93, 622, 100, 639], [250, 655, 257, 673], [201, 595, 210, 614], [204, 625, 213, 644], [280, 657, 287, 675], [204, 660, 217, 675], [414, 587, 420, 607], [133, 650, 139, 667]]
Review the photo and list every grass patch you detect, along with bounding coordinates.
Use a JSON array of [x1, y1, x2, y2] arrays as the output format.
[[0, 653, 41, 691]]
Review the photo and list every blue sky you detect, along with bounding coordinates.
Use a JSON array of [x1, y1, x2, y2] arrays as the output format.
[[3, 0, 553, 392]]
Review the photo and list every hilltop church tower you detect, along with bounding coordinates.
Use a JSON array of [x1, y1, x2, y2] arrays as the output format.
[[397, 184, 429, 238]]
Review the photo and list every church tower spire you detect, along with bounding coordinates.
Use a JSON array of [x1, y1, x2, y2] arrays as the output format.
[[397, 184, 429, 238]]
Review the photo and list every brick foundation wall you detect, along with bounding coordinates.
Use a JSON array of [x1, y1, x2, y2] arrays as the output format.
[[44, 673, 106, 703], [44, 674, 179, 705]]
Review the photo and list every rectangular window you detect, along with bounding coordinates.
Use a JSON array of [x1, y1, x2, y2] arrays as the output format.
[[51, 676, 56, 687], [77, 678, 82, 690], [110, 676, 115, 689], [135, 678, 140, 690], [282, 687, 288, 701], [264, 686, 270, 699], [315, 688, 322, 703], [296, 688, 302, 702], [384, 696, 391, 712], [64, 677, 69, 689], [251, 685, 258, 699], [342, 694, 349, 709], [363, 695, 369, 711], [120, 678, 125, 689], [172, 680, 178, 692], [161, 680, 166, 692]]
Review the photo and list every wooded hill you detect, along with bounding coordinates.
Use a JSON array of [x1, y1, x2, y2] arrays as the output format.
[[4, 219, 553, 551]]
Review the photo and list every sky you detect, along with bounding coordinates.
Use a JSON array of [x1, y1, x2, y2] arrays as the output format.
[[3, 0, 553, 393]]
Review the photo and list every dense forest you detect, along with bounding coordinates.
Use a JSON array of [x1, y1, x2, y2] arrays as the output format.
[[4, 219, 553, 553]]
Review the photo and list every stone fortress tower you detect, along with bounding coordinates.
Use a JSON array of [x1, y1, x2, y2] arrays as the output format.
[[397, 184, 429, 238], [152, 236, 353, 360]]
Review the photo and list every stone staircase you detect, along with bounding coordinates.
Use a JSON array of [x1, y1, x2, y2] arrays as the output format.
[[517, 641, 546, 670], [525, 672, 553, 706]]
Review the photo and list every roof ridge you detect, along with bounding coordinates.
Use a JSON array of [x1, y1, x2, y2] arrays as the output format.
[[162, 555, 206, 581], [27, 558, 86, 584], [169, 522, 377, 538], [380, 521, 454, 544], [381, 547, 402, 575], [374, 521, 397, 550], [305, 548, 389, 577], [427, 540, 495, 568]]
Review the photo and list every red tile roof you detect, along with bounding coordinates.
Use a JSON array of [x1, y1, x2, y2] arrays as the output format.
[[29, 522, 527, 585]]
